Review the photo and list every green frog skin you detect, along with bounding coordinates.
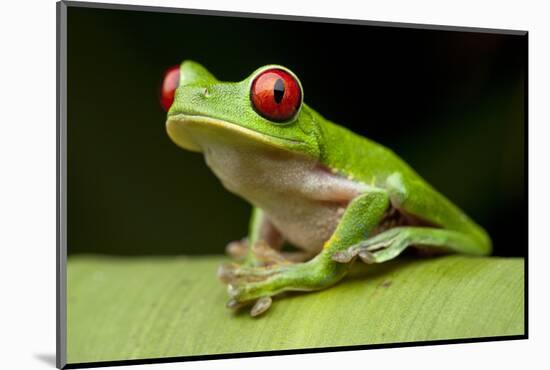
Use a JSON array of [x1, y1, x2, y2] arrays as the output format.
[[162, 61, 492, 316]]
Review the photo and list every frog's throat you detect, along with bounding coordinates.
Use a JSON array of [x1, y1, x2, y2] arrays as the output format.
[[166, 114, 304, 153]]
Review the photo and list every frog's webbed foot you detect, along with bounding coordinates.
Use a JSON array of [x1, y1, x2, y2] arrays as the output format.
[[225, 238, 249, 261], [221, 239, 309, 316], [218, 262, 287, 316], [253, 241, 317, 264], [220, 257, 346, 317], [217, 262, 284, 284], [226, 238, 301, 265], [226, 295, 274, 317], [251, 241, 294, 266], [331, 227, 420, 264]]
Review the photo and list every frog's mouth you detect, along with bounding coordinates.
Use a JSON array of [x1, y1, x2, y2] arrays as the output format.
[[166, 114, 304, 153]]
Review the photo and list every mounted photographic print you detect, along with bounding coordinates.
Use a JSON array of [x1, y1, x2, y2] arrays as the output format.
[[57, 1, 527, 368]]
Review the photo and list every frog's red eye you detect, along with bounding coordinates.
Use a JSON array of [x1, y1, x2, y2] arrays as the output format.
[[160, 64, 180, 112], [250, 68, 302, 123]]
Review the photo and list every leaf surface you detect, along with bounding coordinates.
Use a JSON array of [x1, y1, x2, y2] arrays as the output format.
[[67, 255, 524, 364]]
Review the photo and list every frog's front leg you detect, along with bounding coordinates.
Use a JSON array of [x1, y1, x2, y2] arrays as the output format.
[[219, 207, 315, 287], [224, 207, 313, 267], [225, 189, 390, 316], [224, 207, 284, 266]]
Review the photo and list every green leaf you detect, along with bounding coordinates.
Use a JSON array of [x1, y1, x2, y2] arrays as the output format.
[[67, 255, 524, 364]]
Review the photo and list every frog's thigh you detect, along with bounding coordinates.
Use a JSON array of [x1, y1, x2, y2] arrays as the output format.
[[321, 188, 391, 255], [333, 173, 490, 264], [386, 172, 490, 255]]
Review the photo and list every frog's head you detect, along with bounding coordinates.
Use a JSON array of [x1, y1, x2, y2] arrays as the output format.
[[162, 61, 321, 159]]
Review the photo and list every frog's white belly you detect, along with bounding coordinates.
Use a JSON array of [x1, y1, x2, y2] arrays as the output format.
[[202, 142, 365, 252], [263, 198, 345, 252]]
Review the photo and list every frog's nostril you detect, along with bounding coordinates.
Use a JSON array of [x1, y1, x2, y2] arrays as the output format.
[[160, 64, 180, 112]]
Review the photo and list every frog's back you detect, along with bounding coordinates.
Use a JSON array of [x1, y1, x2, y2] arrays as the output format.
[[310, 108, 419, 183]]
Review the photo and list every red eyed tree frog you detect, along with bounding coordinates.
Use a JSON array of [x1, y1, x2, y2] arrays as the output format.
[[161, 61, 492, 317]]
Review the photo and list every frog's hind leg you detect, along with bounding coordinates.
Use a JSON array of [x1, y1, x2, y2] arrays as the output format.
[[332, 226, 486, 264], [333, 172, 492, 264]]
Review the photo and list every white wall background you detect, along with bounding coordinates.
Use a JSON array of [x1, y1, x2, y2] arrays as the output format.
[[0, 0, 547, 369]]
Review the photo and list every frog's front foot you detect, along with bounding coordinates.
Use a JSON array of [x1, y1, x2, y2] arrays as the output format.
[[225, 238, 311, 266], [219, 256, 348, 317], [217, 262, 284, 284], [218, 263, 288, 316], [225, 239, 249, 260]]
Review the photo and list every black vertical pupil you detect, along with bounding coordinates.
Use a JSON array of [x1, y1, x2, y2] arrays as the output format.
[[273, 78, 285, 104]]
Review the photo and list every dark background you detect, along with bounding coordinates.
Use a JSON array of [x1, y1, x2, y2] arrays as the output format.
[[67, 6, 526, 256]]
